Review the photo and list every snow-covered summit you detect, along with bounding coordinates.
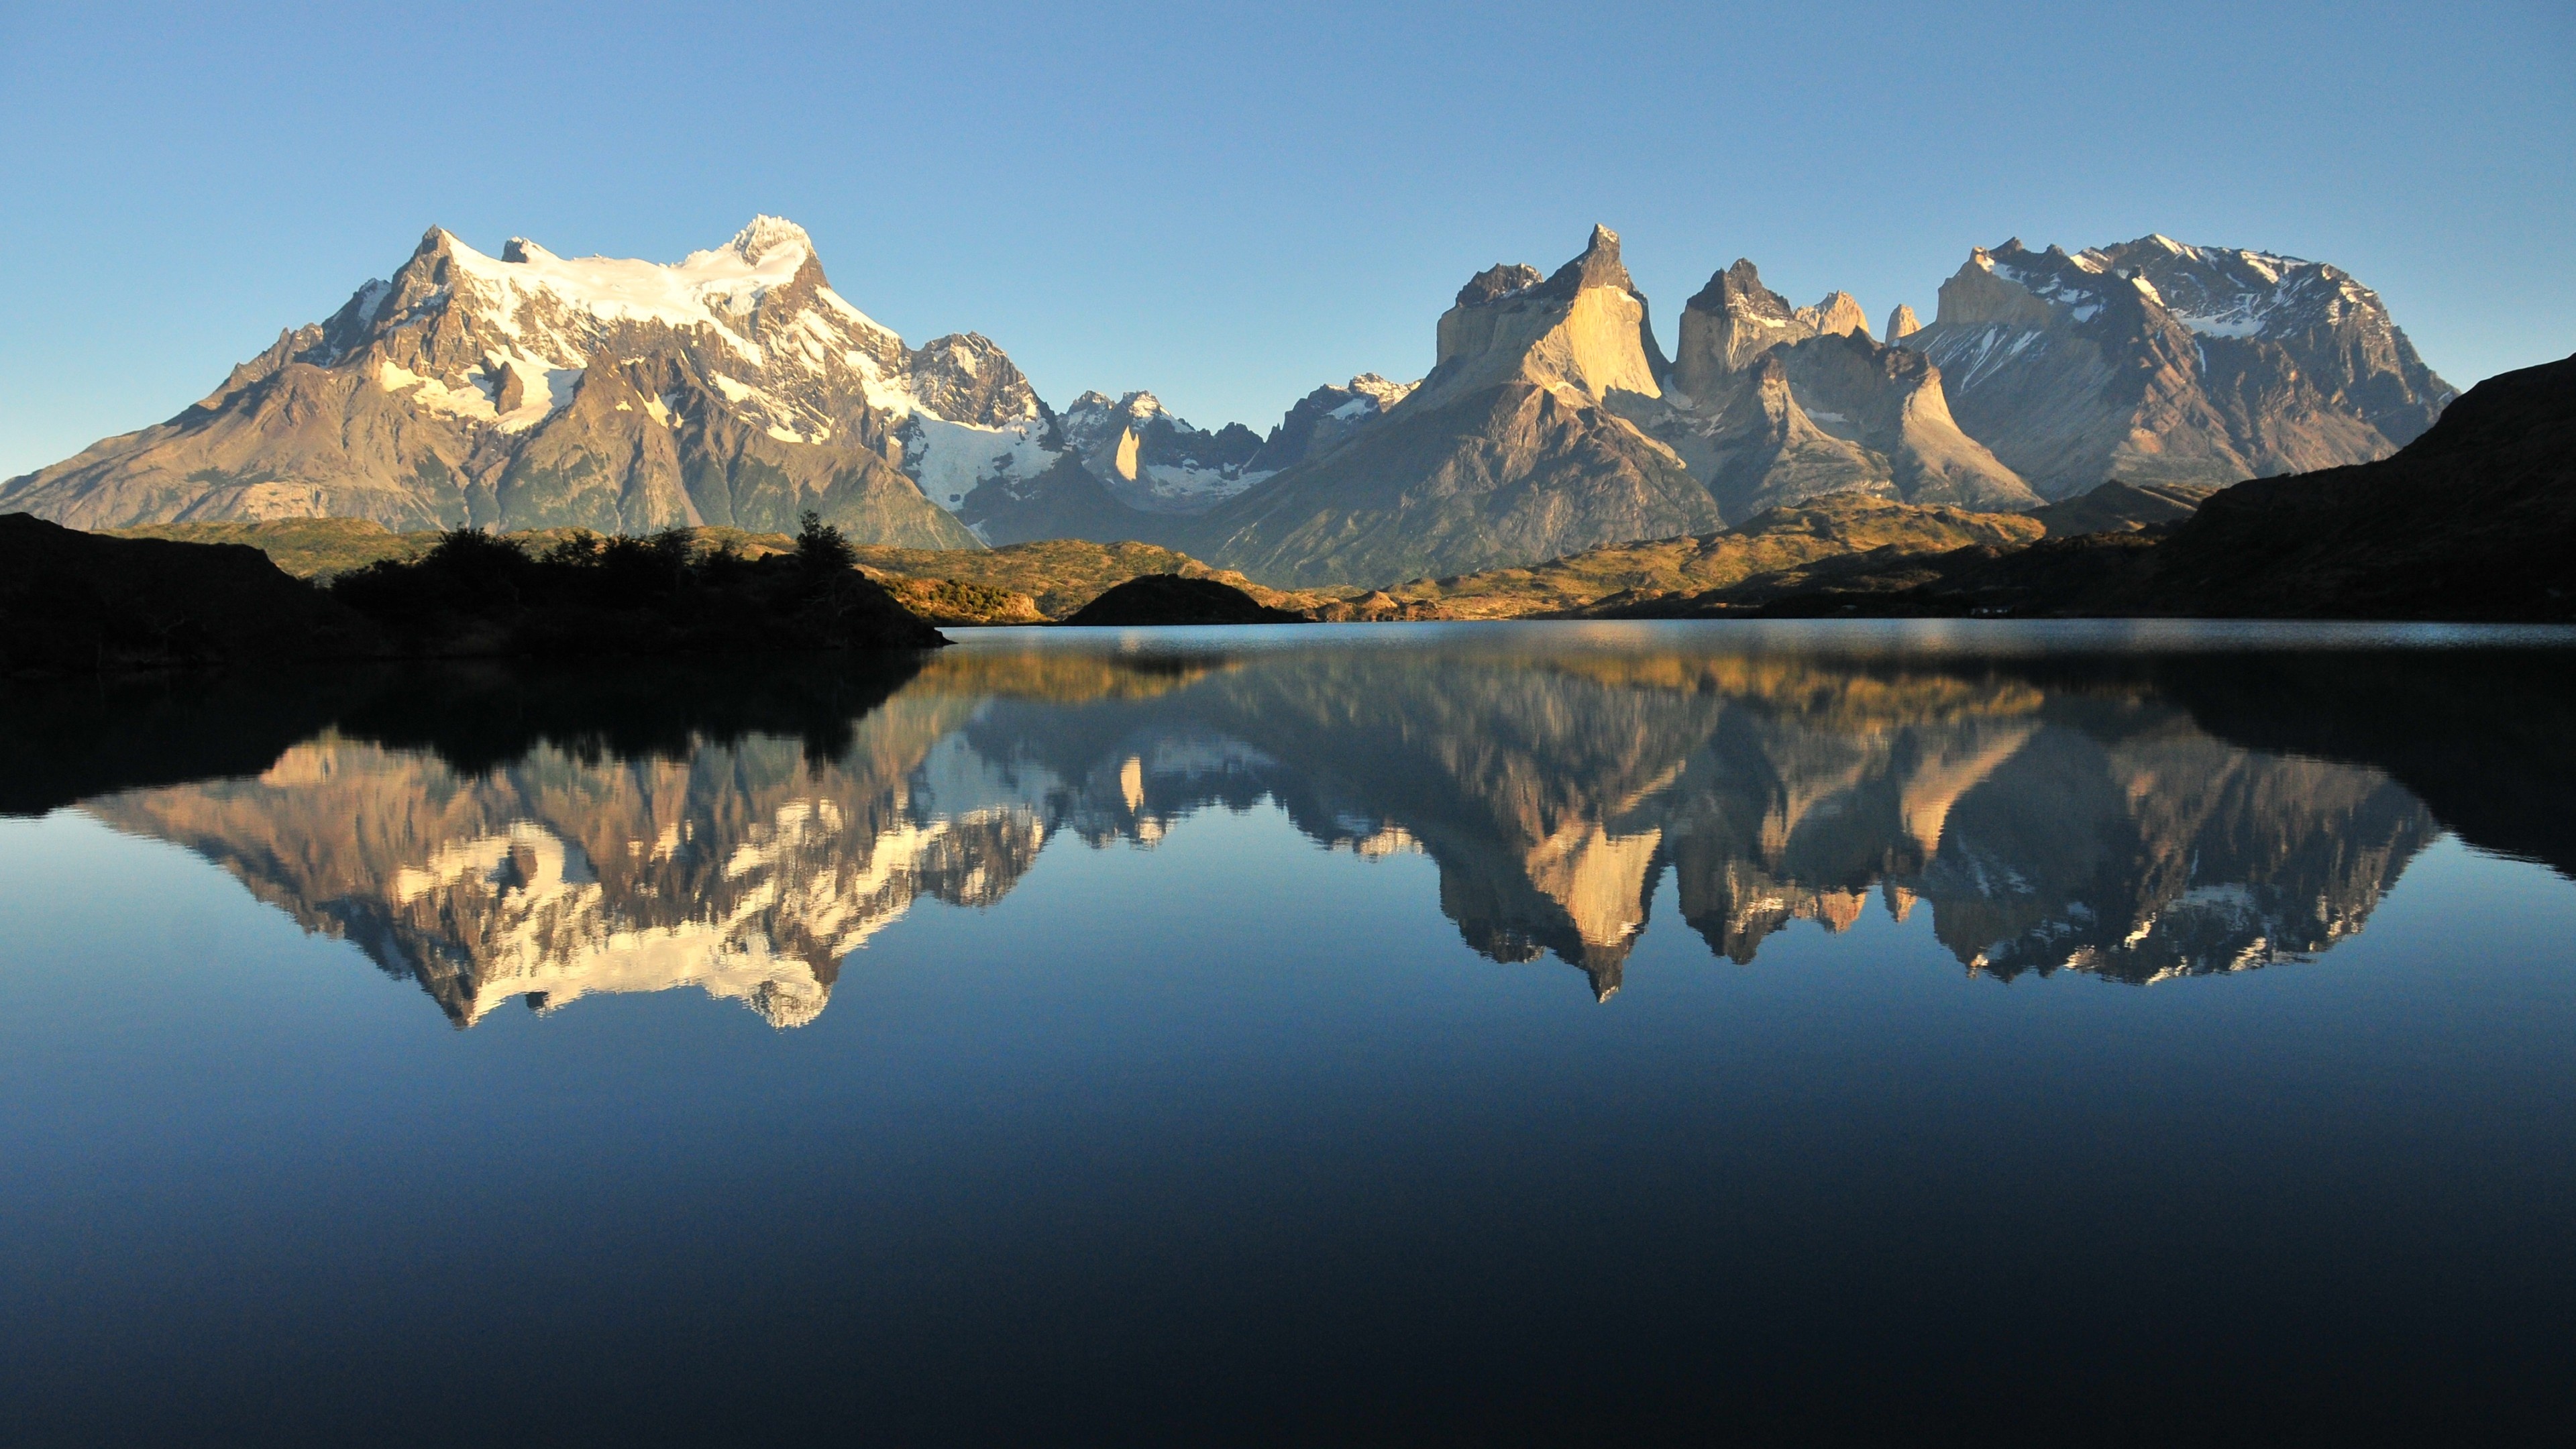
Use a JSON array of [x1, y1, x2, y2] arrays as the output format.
[[2085, 235, 2381, 342], [424, 215, 886, 368]]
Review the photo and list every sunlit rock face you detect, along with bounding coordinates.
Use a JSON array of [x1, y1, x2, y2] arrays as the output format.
[[1188, 226, 1725, 587], [74, 638, 2450, 1017], [1633, 258, 2038, 522]]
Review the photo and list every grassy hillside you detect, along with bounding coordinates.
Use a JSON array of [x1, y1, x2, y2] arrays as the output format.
[[102, 519, 435, 578], [1358, 496, 2045, 619], [848, 539, 1305, 623], [2029, 480, 2218, 538]]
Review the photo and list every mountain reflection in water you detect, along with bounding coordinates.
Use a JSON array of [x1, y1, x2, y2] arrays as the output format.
[[38, 624, 2576, 1026]]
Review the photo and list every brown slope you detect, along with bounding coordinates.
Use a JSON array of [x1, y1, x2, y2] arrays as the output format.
[[1193, 379, 1719, 588], [1367, 494, 2043, 619]]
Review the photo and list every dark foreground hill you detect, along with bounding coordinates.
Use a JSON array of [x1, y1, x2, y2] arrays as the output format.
[[1059, 575, 1306, 626], [0, 513, 372, 673], [2131, 352, 2576, 618], [1, 513, 947, 675], [1599, 352, 2576, 623]]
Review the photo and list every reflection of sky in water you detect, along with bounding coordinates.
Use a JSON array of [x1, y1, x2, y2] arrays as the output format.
[[2, 623, 2573, 1443]]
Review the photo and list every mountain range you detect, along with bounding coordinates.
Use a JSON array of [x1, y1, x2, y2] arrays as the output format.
[[0, 217, 2456, 586]]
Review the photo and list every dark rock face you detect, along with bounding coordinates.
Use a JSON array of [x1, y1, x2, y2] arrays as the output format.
[[1456, 264, 1545, 307], [1057, 574, 1303, 626], [1898, 235, 2455, 498]]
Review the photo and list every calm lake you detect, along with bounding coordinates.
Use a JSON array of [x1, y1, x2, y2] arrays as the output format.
[[4, 621, 2573, 1444]]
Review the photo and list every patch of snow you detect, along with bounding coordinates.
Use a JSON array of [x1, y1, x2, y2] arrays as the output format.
[[905, 413, 1057, 514], [376, 358, 498, 423], [437, 216, 872, 372], [1142, 462, 1273, 504], [2178, 314, 2265, 339]]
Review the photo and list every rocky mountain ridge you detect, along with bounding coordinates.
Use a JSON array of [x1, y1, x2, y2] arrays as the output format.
[[1178, 226, 1725, 586], [3, 217, 2459, 587], [1897, 235, 2453, 497]]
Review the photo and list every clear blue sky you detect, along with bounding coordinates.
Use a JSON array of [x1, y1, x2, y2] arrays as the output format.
[[3, 0, 2569, 478]]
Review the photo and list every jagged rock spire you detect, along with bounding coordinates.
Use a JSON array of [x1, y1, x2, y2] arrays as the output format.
[[1536, 223, 1635, 299]]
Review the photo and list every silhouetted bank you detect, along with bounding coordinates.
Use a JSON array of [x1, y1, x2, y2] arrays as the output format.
[[1, 513, 946, 674], [1058, 574, 1307, 626], [1595, 352, 2576, 623]]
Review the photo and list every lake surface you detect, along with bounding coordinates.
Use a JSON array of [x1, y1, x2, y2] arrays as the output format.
[[5, 621, 2573, 1444]]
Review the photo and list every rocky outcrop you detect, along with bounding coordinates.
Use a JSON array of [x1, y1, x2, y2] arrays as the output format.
[[1896, 235, 2455, 498], [1629, 259, 2037, 521], [1885, 304, 1921, 342], [1795, 290, 1872, 338], [1188, 227, 1719, 586]]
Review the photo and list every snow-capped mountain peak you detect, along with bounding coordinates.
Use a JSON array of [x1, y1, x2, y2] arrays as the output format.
[[725, 214, 814, 264]]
